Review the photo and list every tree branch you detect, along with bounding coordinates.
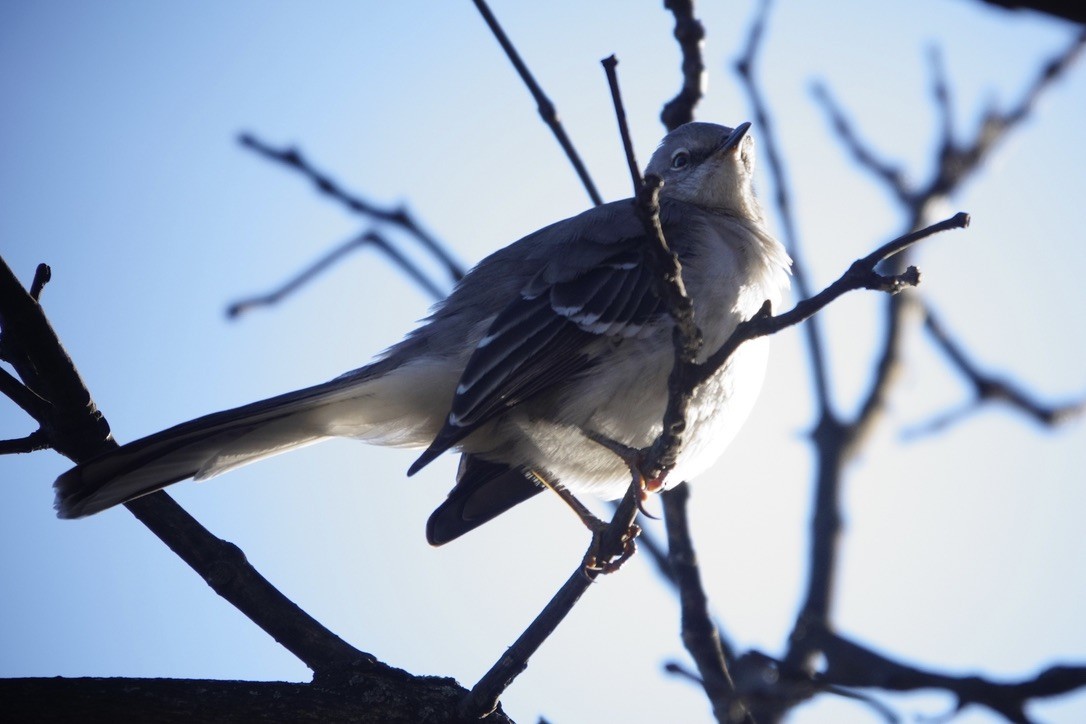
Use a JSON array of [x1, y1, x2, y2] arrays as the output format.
[[660, 0, 706, 131], [2, 675, 513, 724], [907, 306, 1086, 433], [238, 132, 464, 283], [461, 485, 642, 718], [471, 0, 603, 206], [226, 230, 448, 319], [734, 0, 835, 415], [0, 254, 384, 679]]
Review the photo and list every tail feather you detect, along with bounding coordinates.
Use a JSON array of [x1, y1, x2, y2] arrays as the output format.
[[54, 375, 377, 518]]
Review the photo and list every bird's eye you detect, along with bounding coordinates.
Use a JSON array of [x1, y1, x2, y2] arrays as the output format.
[[670, 150, 690, 170]]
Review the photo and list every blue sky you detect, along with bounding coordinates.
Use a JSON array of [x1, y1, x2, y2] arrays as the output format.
[[2, 2, 1084, 722]]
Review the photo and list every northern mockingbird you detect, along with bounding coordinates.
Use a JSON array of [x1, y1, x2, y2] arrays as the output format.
[[55, 121, 791, 544]]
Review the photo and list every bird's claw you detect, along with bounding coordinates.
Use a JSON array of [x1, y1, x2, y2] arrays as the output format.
[[583, 520, 641, 574]]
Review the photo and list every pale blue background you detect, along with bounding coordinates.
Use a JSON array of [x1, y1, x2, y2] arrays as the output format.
[[2, 2, 1084, 722]]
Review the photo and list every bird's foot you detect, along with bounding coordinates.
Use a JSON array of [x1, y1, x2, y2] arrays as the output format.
[[583, 518, 641, 575]]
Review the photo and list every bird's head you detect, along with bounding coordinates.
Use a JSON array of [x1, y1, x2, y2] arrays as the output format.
[[645, 121, 760, 220]]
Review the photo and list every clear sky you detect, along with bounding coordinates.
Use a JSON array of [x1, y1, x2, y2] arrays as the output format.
[[2, 2, 1084, 722]]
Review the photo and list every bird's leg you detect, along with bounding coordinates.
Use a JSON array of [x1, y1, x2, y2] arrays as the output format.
[[583, 431, 666, 517], [527, 470, 608, 532], [527, 470, 640, 574]]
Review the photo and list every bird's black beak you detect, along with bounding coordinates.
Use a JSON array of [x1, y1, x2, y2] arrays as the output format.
[[718, 121, 752, 154]]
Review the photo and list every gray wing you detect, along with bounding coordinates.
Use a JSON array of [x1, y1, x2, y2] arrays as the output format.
[[407, 199, 672, 475]]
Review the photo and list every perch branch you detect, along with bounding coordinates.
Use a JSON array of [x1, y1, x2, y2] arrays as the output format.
[[461, 485, 642, 718], [0, 254, 372, 677]]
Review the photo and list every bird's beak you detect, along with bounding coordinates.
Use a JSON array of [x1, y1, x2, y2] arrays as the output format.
[[717, 121, 752, 154]]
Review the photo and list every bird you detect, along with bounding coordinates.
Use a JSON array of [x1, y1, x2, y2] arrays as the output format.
[[54, 121, 791, 545]]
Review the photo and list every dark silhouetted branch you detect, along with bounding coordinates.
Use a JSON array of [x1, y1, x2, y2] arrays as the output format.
[[239, 132, 464, 283], [227, 230, 447, 319], [905, 307, 1086, 434], [472, 0, 604, 206], [974, 1, 1086, 29], [664, 484, 752, 724], [461, 485, 642, 719], [2, 675, 514, 724], [0, 429, 49, 455], [696, 214, 968, 389], [29, 262, 51, 301], [0, 254, 376, 678], [735, 0, 832, 412], [602, 55, 646, 193], [660, 0, 706, 131], [810, 627, 1086, 723]]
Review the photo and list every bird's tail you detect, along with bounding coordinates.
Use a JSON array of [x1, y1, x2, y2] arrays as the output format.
[[54, 360, 447, 519]]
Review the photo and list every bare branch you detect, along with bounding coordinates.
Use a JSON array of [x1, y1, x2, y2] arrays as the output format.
[[461, 486, 642, 718], [238, 132, 465, 282], [696, 214, 968, 388], [660, 0, 706, 131], [663, 485, 752, 724], [0, 429, 49, 455], [0, 366, 49, 421], [602, 55, 645, 193], [0, 257, 112, 462], [811, 627, 1086, 723], [734, 0, 833, 412], [0, 253, 373, 677], [916, 307, 1086, 429], [809, 82, 914, 208], [813, 29, 1086, 220], [472, 0, 603, 206], [2, 675, 515, 724], [974, 0, 1086, 25], [226, 230, 447, 319], [839, 31, 1086, 447]]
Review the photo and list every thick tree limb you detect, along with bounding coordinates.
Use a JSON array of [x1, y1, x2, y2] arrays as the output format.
[[2, 675, 513, 724], [0, 255, 505, 720]]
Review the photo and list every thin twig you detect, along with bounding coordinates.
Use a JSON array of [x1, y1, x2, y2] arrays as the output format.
[[915, 307, 1086, 430], [734, 0, 833, 413], [601, 56, 644, 193], [226, 230, 447, 319], [660, 0, 706, 131], [238, 133, 464, 282], [696, 214, 968, 388], [831, 31, 1086, 449], [605, 56, 703, 480], [810, 83, 913, 208], [471, 0, 603, 206]]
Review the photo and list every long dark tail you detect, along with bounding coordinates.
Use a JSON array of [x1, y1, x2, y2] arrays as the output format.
[[54, 376, 376, 518]]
